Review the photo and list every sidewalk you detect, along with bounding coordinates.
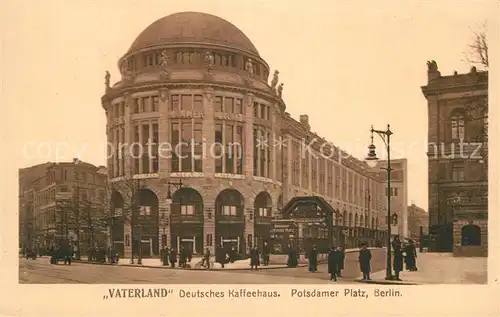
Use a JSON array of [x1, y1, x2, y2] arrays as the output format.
[[357, 251, 487, 285], [73, 247, 383, 271]]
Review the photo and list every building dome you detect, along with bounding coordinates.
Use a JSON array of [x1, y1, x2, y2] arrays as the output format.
[[127, 12, 260, 56]]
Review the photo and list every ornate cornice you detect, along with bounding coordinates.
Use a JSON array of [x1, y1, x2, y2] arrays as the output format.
[[102, 82, 285, 109]]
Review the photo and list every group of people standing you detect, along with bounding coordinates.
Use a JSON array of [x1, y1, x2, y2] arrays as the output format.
[[392, 236, 418, 280], [160, 246, 193, 268]]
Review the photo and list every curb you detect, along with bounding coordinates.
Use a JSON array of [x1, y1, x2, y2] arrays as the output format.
[[71, 260, 328, 271], [354, 279, 418, 286]]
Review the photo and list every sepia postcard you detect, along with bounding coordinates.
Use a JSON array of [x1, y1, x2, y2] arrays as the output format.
[[1, 0, 499, 316]]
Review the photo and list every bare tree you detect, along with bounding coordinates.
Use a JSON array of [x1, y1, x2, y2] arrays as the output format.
[[107, 176, 145, 264], [464, 22, 489, 69]]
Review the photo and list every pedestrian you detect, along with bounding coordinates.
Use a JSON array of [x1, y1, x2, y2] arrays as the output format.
[[229, 245, 236, 263], [161, 246, 169, 266], [169, 248, 177, 268], [215, 245, 227, 268], [337, 246, 345, 277], [63, 244, 72, 265], [262, 241, 270, 266], [405, 239, 418, 271], [250, 246, 260, 270], [328, 247, 340, 281], [286, 244, 298, 268], [307, 245, 318, 272], [358, 242, 372, 280], [179, 247, 187, 268], [392, 236, 404, 281], [201, 247, 211, 269]]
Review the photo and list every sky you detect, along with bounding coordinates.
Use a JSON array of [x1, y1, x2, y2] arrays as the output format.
[[2, 0, 497, 211]]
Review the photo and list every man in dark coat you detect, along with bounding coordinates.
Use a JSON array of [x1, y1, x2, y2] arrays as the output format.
[[286, 245, 298, 268], [358, 243, 372, 280], [328, 247, 341, 281], [215, 246, 227, 268], [337, 246, 345, 277], [250, 246, 260, 270], [262, 241, 270, 266], [392, 236, 404, 280], [169, 248, 177, 268], [404, 239, 417, 271], [307, 245, 318, 272], [202, 247, 211, 269], [179, 247, 187, 268], [161, 246, 169, 266]]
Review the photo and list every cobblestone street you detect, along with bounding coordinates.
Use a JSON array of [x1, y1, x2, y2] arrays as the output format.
[[18, 257, 344, 284]]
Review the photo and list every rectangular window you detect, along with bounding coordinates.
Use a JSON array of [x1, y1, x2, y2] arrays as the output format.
[[194, 122, 203, 172], [235, 98, 243, 114], [134, 126, 140, 174], [133, 98, 140, 114], [267, 106, 271, 121], [181, 205, 195, 215], [222, 205, 237, 216], [152, 124, 159, 173], [141, 124, 150, 173], [215, 123, 223, 173], [260, 104, 266, 120], [120, 102, 125, 117], [171, 95, 179, 111], [235, 125, 244, 174], [224, 97, 234, 113], [152, 96, 159, 112], [141, 97, 149, 112], [181, 122, 192, 172], [206, 234, 213, 247], [253, 102, 259, 117], [181, 95, 192, 111], [214, 96, 223, 112], [226, 124, 234, 174], [171, 123, 180, 172], [258, 207, 270, 217], [193, 95, 203, 112]]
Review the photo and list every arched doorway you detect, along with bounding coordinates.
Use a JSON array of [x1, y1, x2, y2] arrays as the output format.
[[135, 188, 159, 257], [461, 223, 481, 246], [170, 187, 204, 254], [110, 191, 125, 257], [254, 191, 273, 249], [215, 189, 245, 254]]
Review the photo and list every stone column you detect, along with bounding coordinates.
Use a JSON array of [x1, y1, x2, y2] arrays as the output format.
[[158, 198, 170, 251], [244, 93, 255, 251], [202, 88, 216, 252], [123, 93, 133, 259], [244, 93, 255, 179]]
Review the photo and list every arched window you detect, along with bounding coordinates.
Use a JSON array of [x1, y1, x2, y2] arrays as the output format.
[[461, 224, 481, 246], [451, 111, 465, 141]]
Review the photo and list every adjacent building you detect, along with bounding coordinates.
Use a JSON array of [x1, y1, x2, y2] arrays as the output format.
[[422, 61, 488, 256], [103, 11, 388, 258], [407, 203, 428, 241], [378, 159, 409, 238], [18, 159, 108, 254]]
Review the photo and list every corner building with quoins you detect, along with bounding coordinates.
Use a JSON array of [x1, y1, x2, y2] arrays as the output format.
[[103, 12, 388, 258], [422, 61, 488, 257]]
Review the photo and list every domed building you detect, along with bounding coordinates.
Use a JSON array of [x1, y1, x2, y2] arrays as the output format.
[[103, 12, 388, 259]]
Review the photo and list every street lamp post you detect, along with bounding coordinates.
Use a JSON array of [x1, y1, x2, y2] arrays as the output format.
[[365, 124, 394, 281], [165, 180, 184, 252]]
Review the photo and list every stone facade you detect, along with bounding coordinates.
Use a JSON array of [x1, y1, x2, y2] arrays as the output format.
[[18, 160, 108, 254], [103, 12, 388, 258], [378, 159, 409, 238], [407, 203, 428, 240], [421, 61, 488, 256]]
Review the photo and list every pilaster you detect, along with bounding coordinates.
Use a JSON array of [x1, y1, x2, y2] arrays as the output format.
[[124, 93, 133, 178], [203, 88, 215, 177], [244, 93, 255, 179], [158, 87, 170, 178]]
